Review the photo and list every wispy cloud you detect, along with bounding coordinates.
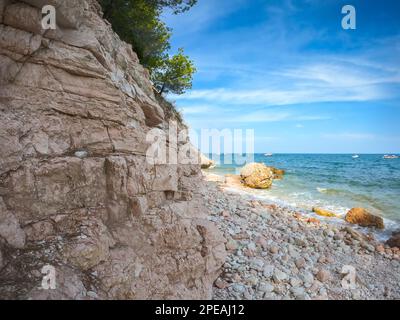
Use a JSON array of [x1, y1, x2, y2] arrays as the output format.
[[179, 105, 214, 115], [226, 110, 330, 123], [173, 85, 385, 106], [174, 58, 399, 107]]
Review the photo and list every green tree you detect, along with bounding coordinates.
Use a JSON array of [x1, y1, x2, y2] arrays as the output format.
[[100, 0, 196, 70], [152, 48, 196, 95]]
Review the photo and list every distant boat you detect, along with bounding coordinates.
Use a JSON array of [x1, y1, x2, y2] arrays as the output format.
[[352, 155, 359, 159], [383, 155, 399, 159], [264, 153, 273, 157]]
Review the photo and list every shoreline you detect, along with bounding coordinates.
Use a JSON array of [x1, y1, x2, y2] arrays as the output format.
[[203, 172, 400, 300], [204, 171, 398, 242]]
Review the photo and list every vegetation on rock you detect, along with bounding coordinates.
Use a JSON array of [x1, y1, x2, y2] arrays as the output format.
[[100, 0, 196, 95]]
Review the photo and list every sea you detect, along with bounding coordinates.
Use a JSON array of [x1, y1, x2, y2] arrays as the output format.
[[205, 153, 400, 239]]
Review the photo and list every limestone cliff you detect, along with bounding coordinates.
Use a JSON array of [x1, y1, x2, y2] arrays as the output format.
[[0, 0, 225, 299]]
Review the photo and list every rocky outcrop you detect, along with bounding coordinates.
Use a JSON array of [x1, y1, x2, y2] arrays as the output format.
[[0, 0, 225, 299], [240, 163, 274, 189], [345, 208, 384, 229], [200, 154, 215, 169]]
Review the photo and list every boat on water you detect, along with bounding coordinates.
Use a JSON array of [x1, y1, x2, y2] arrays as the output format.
[[352, 155, 359, 159], [383, 155, 399, 159], [264, 153, 273, 157]]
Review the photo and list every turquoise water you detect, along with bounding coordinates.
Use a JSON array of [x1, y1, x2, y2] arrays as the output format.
[[206, 154, 400, 233]]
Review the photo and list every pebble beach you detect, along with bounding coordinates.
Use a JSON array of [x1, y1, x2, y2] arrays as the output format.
[[203, 173, 400, 300]]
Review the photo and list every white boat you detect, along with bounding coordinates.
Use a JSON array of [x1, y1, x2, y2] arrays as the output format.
[[264, 153, 273, 157], [352, 155, 359, 159], [383, 155, 399, 159]]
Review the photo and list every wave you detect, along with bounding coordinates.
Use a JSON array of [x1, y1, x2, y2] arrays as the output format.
[[316, 187, 341, 195]]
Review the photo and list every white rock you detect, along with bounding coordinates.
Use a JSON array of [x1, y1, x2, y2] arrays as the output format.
[[250, 258, 264, 271], [273, 269, 288, 283], [263, 265, 275, 278], [258, 282, 274, 293]]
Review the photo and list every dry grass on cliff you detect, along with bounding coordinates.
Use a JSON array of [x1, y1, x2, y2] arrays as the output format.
[[154, 92, 185, 126]]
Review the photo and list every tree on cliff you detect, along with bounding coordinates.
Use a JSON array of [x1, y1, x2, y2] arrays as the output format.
[[152, 48, 196, 95], [99, 0, 196, 71]]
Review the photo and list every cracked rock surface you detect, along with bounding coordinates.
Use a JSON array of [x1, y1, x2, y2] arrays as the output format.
[[0, 0, 226, 299]]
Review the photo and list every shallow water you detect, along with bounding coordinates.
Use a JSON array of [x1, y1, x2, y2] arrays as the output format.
[[206, 153, 400, 235]]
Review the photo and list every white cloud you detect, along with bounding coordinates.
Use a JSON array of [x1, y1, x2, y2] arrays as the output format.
[[173, 85, 385, 106], [179, 105, 214, 115], [225, 110, 330, 123]]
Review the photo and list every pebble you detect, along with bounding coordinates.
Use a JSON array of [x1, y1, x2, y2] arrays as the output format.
[[290, 277, 302, 287], [316, 269, 331, 283], [215, 278, 229, 289], [295, 257, 306, 269], [290, 286, 305, 297], [232, 284, 246, 293], [205, 181, 400, 301], [273, 269, 288, 283], [86, 291, 98, 299], [226, 240, 238, 251], [250, 258, 265, 271], [300, 271, 314, 286], [258, 282, 274, 293], [269, 246, 279, 254], [262, 265, 274, 278]]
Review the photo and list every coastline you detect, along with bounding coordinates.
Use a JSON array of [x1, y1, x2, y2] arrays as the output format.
[[203, 172, 400, 300], [204, 170, 399, 242]]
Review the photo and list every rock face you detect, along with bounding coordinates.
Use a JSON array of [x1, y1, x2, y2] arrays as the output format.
[[0, 0, 225, 299], [240, 163, 274, 189], [345, 208, 384, 229]]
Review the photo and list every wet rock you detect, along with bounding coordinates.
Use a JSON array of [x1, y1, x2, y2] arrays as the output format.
[[345, 208, 384, 229], [313, 207, 339, 218], [386, 230, 400, 248]]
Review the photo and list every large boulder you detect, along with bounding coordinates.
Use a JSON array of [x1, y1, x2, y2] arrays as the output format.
[[240, 163, 274, 189], [345, 208, 384, 229], [386, 230, 400, 248]]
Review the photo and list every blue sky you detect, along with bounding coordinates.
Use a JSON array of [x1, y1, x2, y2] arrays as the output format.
[[162, 0, 400, 153]]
